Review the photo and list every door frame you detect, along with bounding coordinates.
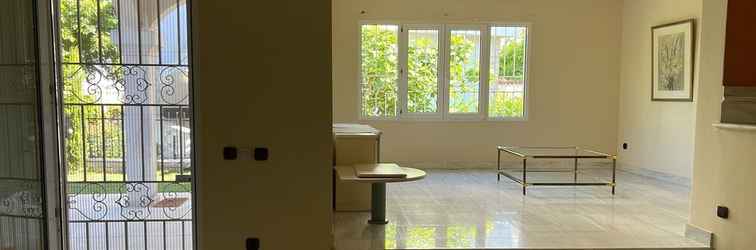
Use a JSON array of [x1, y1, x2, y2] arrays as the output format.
[[34, 0, 65, 248], [45, 0, 201, 249]]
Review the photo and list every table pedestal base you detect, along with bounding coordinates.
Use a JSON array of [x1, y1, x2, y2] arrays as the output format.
[[368, 183, 388, 225]]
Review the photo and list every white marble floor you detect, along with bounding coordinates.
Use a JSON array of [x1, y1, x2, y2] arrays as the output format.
[[334, 168, 710, 250]]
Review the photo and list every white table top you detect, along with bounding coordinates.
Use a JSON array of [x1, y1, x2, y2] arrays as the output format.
[[335, 165, 426, 183], [333, 123, 382, 138]]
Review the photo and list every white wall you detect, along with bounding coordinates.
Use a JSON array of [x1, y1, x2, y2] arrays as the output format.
[[689, 0, 756, 248], [333, 0, 623, 166], [617, 0, 701, 179], [195, 0, 333, 249]]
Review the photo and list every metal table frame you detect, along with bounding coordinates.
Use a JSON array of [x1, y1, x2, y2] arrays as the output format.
[[497, 146, 617, 195]]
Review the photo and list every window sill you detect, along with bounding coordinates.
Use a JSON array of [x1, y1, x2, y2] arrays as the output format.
[[712, 123, 756, 132]]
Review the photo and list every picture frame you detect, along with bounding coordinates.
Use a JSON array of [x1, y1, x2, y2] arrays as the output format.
[[651, 19, 695, 102]]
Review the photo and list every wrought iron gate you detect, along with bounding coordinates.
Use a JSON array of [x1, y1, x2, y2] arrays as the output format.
[[57, 0, 194, 249]]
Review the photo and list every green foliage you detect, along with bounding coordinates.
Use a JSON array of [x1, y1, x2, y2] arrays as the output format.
[[490, 32, 526, 117], [360, 26, 398, 117], [60, 0, 122, 171], [448, 34, 479, 113], [407, 36, 438, 113], [60, 0, 119, 63], [489, 95, 524, 117], [497, 39, 525, 80], [360, 27, 526, 117]]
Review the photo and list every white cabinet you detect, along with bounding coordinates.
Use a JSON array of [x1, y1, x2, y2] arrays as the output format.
[[333, 124, 381, 211]]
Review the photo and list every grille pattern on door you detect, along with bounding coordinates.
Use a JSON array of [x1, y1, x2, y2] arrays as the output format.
[[57, 0, 194, 249]]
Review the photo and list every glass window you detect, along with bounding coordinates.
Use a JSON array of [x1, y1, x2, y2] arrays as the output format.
[[448, 29, 481, 114], [407, 29, 440, 113], [360, 24, 399, 118], [358, 23, 529, 120], [489, 26, 527, 118]]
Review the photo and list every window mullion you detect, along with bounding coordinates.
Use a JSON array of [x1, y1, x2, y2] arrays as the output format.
[[398, 24, 409, 118], [436, 25, 446, 120], [441, 25, 450, 119], [481, 25, 491, 120]]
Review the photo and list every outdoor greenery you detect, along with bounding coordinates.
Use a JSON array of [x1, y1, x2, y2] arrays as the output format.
[[496, 37, 525, 80], [68, 182, 192, 194], [361, 26, 526, 117], [448, 33, 480, 113], [489, 33, 526, 118], [489, 95, 524, 117], [61, 0, 124, 173], [360, 25, 399, 117], [407, 33, 438, 113], [59, 0, 191, 195]]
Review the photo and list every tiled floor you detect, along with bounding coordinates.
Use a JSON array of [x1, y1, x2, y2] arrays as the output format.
[[334, 168, 710, 250]]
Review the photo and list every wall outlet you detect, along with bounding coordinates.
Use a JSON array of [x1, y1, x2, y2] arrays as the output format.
[[622, 143, 629, 150], [246, 238, 259, 250], [254, 147, 269, 161], [223, 147, 237, 160], [717, 206, 729, 219]]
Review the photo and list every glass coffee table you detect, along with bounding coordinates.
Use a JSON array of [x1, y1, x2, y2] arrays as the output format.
[[497, 146, 617, 195]]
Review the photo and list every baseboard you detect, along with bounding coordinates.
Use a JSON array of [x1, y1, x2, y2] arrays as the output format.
[[395, 161, 498, 169], [617, 164, 691, 188], [685, 223, 714, 247], [394, 161, 693, 188], [395, 160, 615, 170]]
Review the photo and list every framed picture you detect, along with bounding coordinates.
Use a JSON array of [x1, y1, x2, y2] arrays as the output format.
[[652, 19, 695, 101]]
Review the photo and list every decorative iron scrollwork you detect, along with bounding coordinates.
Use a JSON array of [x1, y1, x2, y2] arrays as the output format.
[[64, 64, 190, 105], [67, 182, 109, 221], [66, 181, 192, 222], [160, 66, 189, 105], [159, 183, 192, 219], [116, 183, 153, 220]]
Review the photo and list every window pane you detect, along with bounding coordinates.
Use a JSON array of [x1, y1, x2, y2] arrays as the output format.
[[449, 30, 481, 113], [361, 24, 399, 117], [407, 29, 439, 113], [489, 26, 527, 118]]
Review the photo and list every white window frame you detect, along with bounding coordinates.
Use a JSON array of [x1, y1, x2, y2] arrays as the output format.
[[487, 23, 531, 122], [399, 24, 444, 120], [444, 24, 488, 121], [358, 21, 531, 122], [358, 21, 402, 120]]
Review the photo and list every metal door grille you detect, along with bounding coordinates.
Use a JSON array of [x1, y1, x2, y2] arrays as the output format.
[[57, 0, 194, 249]]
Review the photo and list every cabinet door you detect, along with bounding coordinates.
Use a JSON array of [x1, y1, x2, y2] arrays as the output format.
[[724, 0, 756, 86]]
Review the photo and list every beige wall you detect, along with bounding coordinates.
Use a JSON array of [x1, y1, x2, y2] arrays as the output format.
[[616, 0, 701, 179], [333, 0, 623, 165], [195, 0, 333, 249], [689, 0, 756, 249]]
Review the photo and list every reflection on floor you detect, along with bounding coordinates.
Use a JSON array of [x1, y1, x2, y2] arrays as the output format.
[[334, 169, 709, 250]]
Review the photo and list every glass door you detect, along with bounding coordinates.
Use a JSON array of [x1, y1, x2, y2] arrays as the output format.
[[0, 0, 51, 249], [56, 0, 196, 249]]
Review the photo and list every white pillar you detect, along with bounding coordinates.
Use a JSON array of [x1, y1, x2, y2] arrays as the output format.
[[121, 0, 160, 211]]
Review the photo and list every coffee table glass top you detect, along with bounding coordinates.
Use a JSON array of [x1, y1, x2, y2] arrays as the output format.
[[497, 146, 614, 159]]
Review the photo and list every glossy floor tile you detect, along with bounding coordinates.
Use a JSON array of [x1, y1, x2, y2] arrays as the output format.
[[334, 168, 709, 249]]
